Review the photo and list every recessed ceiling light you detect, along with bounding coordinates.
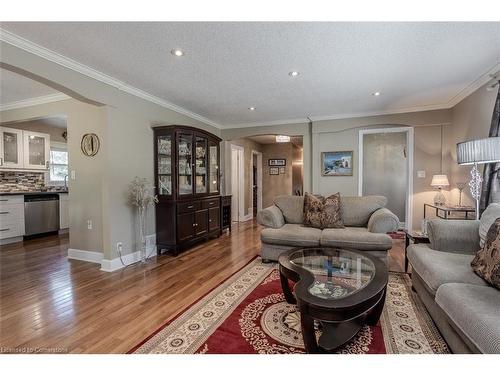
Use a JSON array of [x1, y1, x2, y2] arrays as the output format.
[[289, 71, 300, 77], [248, 107, 256, 111], [372, 91, 381, 96], [171, 48, 184, 57]]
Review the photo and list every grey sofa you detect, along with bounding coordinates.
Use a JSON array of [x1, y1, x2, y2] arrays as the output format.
[[256, 195, 399, 262], [407, 205, 500, 353]]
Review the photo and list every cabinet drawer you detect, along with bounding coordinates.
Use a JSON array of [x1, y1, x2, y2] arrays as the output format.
[[177, 201, 202, 214], [202, 198, 220, 209], [0, 203, 24, 221], [0, 219, 25, 239], [0, 195, 24, 206]]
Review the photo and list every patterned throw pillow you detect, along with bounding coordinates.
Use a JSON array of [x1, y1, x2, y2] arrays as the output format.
[[471, 217, 500, 290], [303, 192, 344, 229]]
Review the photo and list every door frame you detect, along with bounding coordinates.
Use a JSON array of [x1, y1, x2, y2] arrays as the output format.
[[251, 150, 263, 214], [358, 127, 414, 231], [230, 144, 245, 222]]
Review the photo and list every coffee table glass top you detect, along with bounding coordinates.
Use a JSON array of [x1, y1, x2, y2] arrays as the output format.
[[289, 248, 376, 300]]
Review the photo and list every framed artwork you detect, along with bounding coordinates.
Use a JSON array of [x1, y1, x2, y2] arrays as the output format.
[[268, 158, 286, 166], [321, 151, 353, 176], [279, 167, 285, 174], [269, 167, 279, 175]]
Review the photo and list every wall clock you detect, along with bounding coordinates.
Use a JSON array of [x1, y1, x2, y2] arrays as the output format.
[[81, 133, 100, 157]]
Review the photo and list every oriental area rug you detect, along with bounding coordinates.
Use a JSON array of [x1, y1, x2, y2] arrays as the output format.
[[130, 256, 449, 354]]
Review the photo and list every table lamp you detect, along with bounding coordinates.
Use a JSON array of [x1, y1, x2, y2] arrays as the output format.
[[430, 174, 449, 206], [457, 136, 500, 220]]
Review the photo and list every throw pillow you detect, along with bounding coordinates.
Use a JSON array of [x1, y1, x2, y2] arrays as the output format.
[[303, 192, 344, 229], [479, 203, 500, 248], [471, 217, 500, 289]]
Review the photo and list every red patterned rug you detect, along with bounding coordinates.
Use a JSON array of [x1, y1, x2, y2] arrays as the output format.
[[130, 257, 449, 354]]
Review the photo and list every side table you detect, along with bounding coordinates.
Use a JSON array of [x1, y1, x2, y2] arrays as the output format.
[[404, 230, 430, 273]]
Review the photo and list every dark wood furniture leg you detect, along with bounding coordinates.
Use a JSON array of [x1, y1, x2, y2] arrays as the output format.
[[280, 271, 296, 304], [365, 288, 387, 326], [300, 309, 319, 353]]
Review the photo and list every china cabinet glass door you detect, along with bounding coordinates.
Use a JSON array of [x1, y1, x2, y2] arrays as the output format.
[[0, 127, 23, 169], [177, 133, 193, 196], [209, 141, 219, 193], [195, 137, 208, 194], [23, 131, 50, 170], [157, 134, 172, 196]]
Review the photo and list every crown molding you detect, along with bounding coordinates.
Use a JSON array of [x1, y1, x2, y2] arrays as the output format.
[[0, 28, 222, 129], [0, 93, 70, 111]]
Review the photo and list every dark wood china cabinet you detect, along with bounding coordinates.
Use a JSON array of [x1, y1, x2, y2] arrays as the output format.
[[154, 125, 222, 256]]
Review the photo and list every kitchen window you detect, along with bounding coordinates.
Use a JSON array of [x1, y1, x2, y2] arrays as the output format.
[[48, 143, 68, 184]]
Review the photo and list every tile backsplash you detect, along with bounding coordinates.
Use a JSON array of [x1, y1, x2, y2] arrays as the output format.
[[0, 171, 46, 192]]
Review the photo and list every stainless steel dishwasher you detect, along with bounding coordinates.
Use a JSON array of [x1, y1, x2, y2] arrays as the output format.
[[24, 194, 60, 236]]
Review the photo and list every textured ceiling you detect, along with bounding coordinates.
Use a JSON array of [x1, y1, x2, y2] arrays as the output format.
[[1, 22, 500, 127], [0, 68, 59, 104]]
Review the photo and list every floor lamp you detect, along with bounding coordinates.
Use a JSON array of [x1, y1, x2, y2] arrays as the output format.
[[457, 137, 500, 220]]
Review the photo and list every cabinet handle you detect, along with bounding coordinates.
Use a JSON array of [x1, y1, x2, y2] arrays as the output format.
[[0, 199, 8, 202], [192, 223, 198, 227], [0, 157, 3, 166], [0, 228, 9, 232], [0, 211, 9, 214], [209, 219, 212, 223], [187, 205, 194, 209]]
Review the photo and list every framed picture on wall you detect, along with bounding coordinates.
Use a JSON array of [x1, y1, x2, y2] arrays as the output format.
[[269, 167, 279, 175], [268, 159, 286, 166], [321, 151, 353, 176], [279, 167, 285, 174]]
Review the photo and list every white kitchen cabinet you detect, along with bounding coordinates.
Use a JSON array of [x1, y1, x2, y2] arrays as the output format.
[[59, 193, 69, 229], [0, 195, 25, 243], [23, 130, 50, 171], [0, 127, 24, 169]]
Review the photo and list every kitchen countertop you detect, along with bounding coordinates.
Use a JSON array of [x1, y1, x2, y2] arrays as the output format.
[[0, 190, 68, 196]]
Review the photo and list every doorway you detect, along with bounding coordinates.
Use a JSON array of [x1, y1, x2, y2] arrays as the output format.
[[358, 127, 413, 230], [231, 144, 244, 222]]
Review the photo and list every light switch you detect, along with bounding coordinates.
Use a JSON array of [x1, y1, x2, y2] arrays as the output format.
[[417, 170, 426, 178], [71, 170, 76, 180]]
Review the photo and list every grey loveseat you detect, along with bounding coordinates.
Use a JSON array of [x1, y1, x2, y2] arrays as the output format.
[[256, 195, 399, 263], [407, 204, 500, 353]]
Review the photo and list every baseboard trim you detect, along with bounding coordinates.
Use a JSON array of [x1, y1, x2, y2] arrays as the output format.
[[100, 234, 157, 272], [67, 248, 103, 264], [100, 250, 156, 272], [240, 213, 253, 222]]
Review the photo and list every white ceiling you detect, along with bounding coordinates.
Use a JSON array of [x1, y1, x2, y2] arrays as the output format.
[[0, 68, 59, 105], [1, 22, 500, 127]]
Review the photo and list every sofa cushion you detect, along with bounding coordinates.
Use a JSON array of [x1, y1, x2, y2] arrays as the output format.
[[472, 217, 500, 289], [341, 196, 387, 227], [274, 195, 304, 224], [303, 192, 344, 229], [479, 203, 500, 248], [436, 283, 500, 353], [261, 224, 322, 247], [320, 227, 392, 251], [407, 245, 487, 295]]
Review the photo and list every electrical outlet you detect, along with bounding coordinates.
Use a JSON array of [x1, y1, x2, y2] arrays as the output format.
[[87, 220, 92, 230], [417, 170, 426, 178], [71, 170, 76, 180], [116, 242, 123, 254]]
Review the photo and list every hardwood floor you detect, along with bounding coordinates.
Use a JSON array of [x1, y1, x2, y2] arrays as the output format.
[[0, 220, 404, 353]]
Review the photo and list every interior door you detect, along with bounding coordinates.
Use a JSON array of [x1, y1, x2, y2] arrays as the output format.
[[0, 127, 24, 169], [362, 132, 408, 223]]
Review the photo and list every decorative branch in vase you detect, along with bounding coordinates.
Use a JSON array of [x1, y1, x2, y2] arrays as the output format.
[[128, 177, 159, 263]]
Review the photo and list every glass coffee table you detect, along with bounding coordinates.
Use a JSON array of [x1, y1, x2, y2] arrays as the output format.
[[278, 247, 388, 353]]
